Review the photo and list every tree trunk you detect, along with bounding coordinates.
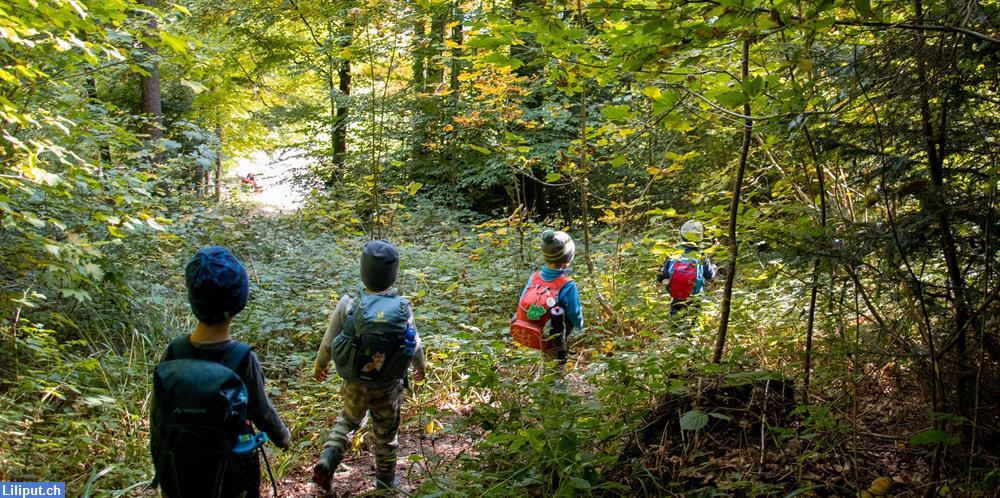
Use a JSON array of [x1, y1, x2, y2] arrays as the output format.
[[448, 3, 463, 208], [139, 0, 163, 143], [333, 13, 352, 168], [802, 125, 826, 403], [411, 12, 427, 165], [427, 10, 446, 88], [214, 126, 223, 202], [85, 77, 113, 173], [713, 37, 753, 364], [575, 0, 593, 275], [412, 14, 426, 93]]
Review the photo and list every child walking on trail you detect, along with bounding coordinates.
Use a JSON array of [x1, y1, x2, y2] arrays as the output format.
[[150, 246, 291, 498], [312, 240, 427, 493], [657, 220, 717, 317], [510, 230, 585, 366]]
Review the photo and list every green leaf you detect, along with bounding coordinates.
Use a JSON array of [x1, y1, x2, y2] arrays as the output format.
[[853, 0, 872, 17], [680, 410, 709, 431], [169, 3, 192, 15], [467, 144, 491, 155], [741, 76, 764, 97], [158, 31, 188, 53], [716, 90, 747, 107], [481, 52, 523, 70], [909, 429, 960, 447], [601, 104, 633, 121], [544, 172, 562, 182], [84, 263, 104, 281], [569, 477, 592, 490], [180, 80, 208, 93]]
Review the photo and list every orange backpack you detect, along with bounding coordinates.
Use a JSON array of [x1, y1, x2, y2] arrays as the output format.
[[510, 272, 571, 350]]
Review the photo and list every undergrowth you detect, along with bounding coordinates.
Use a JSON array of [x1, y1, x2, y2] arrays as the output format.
[[2, 200, 984, 496]]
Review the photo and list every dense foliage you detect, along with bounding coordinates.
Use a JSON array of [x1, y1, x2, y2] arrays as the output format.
[[1, 0, 998, 496]]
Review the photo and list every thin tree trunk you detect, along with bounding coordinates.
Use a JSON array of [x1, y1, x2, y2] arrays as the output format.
[[411, 12, 427, 165], [575, 0, 593, 275], [449, 3, 462, 208], [214, 126, 223, 202], [85, 77, 112, 173], [333, 14, 352, 167], [139, 0, 163, 143], [427, 11, 446, 88], [802, 124, 826, 402], [713, 37, 753, 364]]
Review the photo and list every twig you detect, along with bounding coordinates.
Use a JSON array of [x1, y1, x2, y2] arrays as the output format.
[[246, 252, 262, 286]]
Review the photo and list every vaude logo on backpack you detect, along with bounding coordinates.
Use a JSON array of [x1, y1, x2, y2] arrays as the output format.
[[331, 290, 415, 386], [150, 337, 263, 492], [510, 272, 571, 350]]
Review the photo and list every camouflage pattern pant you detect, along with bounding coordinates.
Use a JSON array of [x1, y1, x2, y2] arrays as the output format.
[[323, 380, 404, 477]]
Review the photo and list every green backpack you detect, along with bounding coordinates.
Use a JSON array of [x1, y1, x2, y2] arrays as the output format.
[[330, 290, 416, 386]]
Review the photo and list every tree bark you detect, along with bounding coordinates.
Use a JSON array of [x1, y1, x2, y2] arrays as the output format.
[[713, 37, 753, 364], [333, 22, 351, 168], [427, 10, 446, 88], [575, 0, 593, 275], [85, 77, 113, 172], [139, 0, 163, 143], [449, 3, 463, 208], [802, 125, 826, 403], [412, 14, 426, 94], [214, 125, 223, 202]]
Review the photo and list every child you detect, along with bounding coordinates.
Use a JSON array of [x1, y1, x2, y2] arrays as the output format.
[[656, 220, 717, 316], [150, 246, 291, 498], [510, 230, 584, 365], [312, 240, 427, 493]]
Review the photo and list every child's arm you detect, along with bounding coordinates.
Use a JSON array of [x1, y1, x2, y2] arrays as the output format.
[[407, 305, 427, 381], [244, 352, 292, 449], [314, 295, 353, 379], [656, 257, 672, 284], [702, 258, 717, 281], [559, 281, 584, 333]]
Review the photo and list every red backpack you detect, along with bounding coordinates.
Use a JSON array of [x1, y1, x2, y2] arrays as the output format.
[[667, 256, 704, 300], [510, 272, 571, 350]]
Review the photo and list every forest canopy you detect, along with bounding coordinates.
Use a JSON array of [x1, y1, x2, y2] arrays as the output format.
[[1, 0, 998, 496]]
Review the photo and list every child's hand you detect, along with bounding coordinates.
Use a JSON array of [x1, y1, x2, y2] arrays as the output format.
[[660, 279, 668, 286], [314, 368, 328, 382], [412, 369, 426, 382]]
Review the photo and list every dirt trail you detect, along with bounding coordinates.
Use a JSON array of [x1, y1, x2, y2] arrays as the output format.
[[268, 369, 594, 497]]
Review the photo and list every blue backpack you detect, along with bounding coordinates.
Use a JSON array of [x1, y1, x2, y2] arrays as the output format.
[[330, 290, 417, 386]]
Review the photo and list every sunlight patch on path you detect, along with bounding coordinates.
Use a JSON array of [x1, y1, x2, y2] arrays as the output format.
[[233, 150, 309, 214]]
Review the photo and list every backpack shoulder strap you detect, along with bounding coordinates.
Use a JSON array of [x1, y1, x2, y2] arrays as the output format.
[[529, 271, 543, 286], [167, 335, 194, 360], [550, 274, 572, 292], [219, 341, 253, 373]]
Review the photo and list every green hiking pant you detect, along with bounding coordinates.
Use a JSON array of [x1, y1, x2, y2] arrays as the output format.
[[323, 380, 404, 477]]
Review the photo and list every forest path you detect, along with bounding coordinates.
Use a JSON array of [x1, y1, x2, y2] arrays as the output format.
[[234, 151, 308, 214], [225, 209, 599, 497], [269, 370, 596, 497]]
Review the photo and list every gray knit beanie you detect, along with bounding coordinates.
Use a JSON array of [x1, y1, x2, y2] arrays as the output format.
[[360, 240, 399, 291], [540, 230, 575, 265]]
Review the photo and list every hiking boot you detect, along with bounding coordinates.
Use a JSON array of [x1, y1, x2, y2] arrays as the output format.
[[311, 447, 343, 493], [374, 472, 400, 493]]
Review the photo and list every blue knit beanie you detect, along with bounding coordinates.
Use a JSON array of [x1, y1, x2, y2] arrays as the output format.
[[185, 246, 250, 325]]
